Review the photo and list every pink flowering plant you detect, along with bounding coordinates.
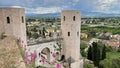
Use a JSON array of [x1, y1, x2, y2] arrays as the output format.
[[52, 52, 57, 58], [50, 52, 62, 68], [17, 38, 62, 68], [41, 57, 46, 64], [17, 38, 37, 68], [38, 52, 62, 68], [56, 63, 61, 68], [25, 51, 37, 68]]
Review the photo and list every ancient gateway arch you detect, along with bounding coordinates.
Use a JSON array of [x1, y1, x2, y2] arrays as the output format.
[[28, 40, 61, 66]]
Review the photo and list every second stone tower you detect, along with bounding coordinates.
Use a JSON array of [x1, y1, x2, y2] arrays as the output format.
[[61, 10, 81, 62]]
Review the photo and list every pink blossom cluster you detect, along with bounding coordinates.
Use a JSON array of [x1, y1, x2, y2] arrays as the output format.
[[41, 57, 46, 63], [40, 52, 61, 68], [30, 51, 37, 62], [24, 51, 37, 64], [17, 38, 37, 65], [52, 52, 57, 58], [53, 53, 61, 68], [49, 61, 55, 65], [24, 52, 30, 64], [55, 63, 61, 68]]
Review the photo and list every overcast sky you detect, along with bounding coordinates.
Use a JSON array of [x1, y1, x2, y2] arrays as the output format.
[[0, 0, 120, 15]]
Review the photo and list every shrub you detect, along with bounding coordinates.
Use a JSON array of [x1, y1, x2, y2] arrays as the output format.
[[106, 46, 113, 52], [84, 62, 96, 68], [99, 57, 120, 68], [80, 42, 87, 50], [117, 48, 120, 52], [99, 59, 112, 68]]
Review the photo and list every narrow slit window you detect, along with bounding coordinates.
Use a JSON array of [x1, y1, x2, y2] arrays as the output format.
[[63, 16, 65, 21], [77, 32, 79, 36], [22, 16, 24, 23], [68, 32, 70, 36], [73, 16, 75, 21], [7, 17, 10, 24]]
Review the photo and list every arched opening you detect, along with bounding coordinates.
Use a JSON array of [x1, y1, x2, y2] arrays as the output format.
[[41, 47, 50, 61]]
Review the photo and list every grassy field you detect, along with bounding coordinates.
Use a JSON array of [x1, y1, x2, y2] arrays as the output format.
[[99, 52, 120, 68], [81, 24, 120, 34], [106, 52, 120, 59]]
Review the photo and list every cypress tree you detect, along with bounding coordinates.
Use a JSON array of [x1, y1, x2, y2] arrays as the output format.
[[87, 46, 92, 60], [96, 48, 100, 67], [92, 42, 100, 66], [42, 27, 46, 38], [49, 32, 52, 37], [42, 31, 46, 38], [101, 45, 106, 60]]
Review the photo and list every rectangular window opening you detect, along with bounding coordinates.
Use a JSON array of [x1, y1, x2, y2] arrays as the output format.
[[22, 16, 24, 23], [63, 16, 65, 21], [68, 32, 70, 36], [73, 16, 75, 21], [7, 17, 10, 24], [77, 32, 79, 36]]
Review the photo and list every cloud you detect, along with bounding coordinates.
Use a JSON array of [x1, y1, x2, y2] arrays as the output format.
[[26, 7, 63, 14], [10, 6, 23, 8], [92, 0, 120, 14], [72, 0, 80, 3], [0, 0, 119, 15]]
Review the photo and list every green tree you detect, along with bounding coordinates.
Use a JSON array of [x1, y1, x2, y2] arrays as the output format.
[[33, 33, 39, 39], [49, 32, 52, 37], [92, 42, 100, 66], [27, 31, 32, 39], [42, 27, 46, 38], [31, 27, 37, 32], [87, 46, 92, 60], [101, 45, 106, 60], [42, 30, 46, 38]]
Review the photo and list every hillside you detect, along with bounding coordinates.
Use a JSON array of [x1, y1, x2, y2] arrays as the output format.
[[0, 36, 26, 68]]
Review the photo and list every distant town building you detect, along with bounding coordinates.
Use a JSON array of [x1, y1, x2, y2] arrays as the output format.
[[81, 33, 88, 39], [102, 40, 120, 49]]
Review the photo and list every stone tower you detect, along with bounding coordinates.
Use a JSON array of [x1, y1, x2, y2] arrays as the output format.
[[0, 7, 27, 45], [61, 10, 83, 68]]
